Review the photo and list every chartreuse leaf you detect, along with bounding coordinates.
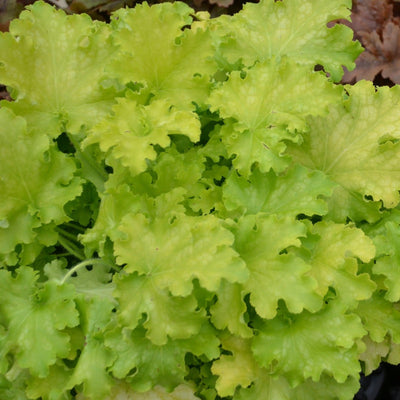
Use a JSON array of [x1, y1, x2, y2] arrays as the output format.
[[66, 297, 116, 399], [369, 220, 400, 302], [0, 368, 31, 400], [26, 362, 72, 400], [359, 336, 392, 375], [114, 273, 206, 345], [44, 259, 116, 303], [0, 108, 81, 263], [152, 146, 205, 196], [233, 215, 322, 319], [252, 301, 366, 386], [214, 0, 361, 81], [211, 333, 260, 397], [114, 211, 247, 297], [105, 324, 219, 392], [0, 1, 116, 136], [222, 165, 335, 218], [287, 81, 400, 222], [85, 94, 201, 176], [357, 292, 400, 343], [297, 221, 376, 306], [81, 382, 201, 400], [212, 333, 359, 400], [110, 2, 215, 110], [0, 267, 79, 377], [209, 59, 341, 174], [210, 281, 252, 338]]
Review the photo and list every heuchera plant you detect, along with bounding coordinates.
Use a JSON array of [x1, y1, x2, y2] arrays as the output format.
[[1, 0, 400, 399]]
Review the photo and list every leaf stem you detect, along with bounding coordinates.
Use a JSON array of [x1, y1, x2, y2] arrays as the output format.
[[61, 258, 110, 284], [57, 235, 85, 261], [56, 226, 79, 242], [64, 221, 86, 234]]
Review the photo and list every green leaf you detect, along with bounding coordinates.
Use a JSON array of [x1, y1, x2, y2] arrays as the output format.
[[297, 221, 376, 306], [210, 281, 252, 338], [26, 362, 72, 400], [209, 59, 341, 174], [233, 215, 322, 319], [252, 301, 366, 385], [215, 0, 361, 81], [110, 2, 215, 110], [106, 324, 219, 392], [287, 81, 400, 222], [87, 382, 202, 400], [211, 333, 260, 397], [114, 273, 206, 345], [0, 1, 117, 136], [66, 297, 116, 399], [370, 221, 400, 302], [114, 212, 248, 297], [359, 336, 391, 375], [0, 108, 81, 261], [222, 165, 335, 218], [85, 95, 201, 176], [357, 292, 400, 343], [0, 267, 79, 377]]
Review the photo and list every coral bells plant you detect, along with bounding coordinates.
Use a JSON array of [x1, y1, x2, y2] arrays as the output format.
[[1, 0, 400, 399]]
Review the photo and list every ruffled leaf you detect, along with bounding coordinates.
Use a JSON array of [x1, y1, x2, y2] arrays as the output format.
[[223, 165, 335, 218], [252, 301, 366, 385], [0, 267, 79, 377], [0, 1, 116, 136], [110, 2, 215, 110], [209, 59, 341, 174], [114, 211, 248, 297], [214, 0, 361, 81], [114, 273, 206, 345], [85, 95, 201, 176], [287, 81, 400, 222], [106, 324, 219, 392], [233, 215, 322, 319], [0, 108, 81, 262]]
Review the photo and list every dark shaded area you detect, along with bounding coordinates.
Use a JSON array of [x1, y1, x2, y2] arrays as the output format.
[[355, 363, 400, 400]]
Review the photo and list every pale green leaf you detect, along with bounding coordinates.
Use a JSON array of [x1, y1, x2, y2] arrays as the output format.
[[252, 301, 366, 385], [0, 267, 79, 377], [110, 2, 215, 110], [114, 273, 206, 345], [106, 324, 219, 392], [287, 81, 400, 222], [298, 221, 376, 306], [357, 292, 400, 343], [223, 165, 335, 218], [114, 212, 248, 297], [0, 1, 116, 136], [66, 297, 117, 399], [209, 59, 341, 174], [85, 96, 201, 176], [0, 108, 81, 261], [233, 215, 322, 319], [214, 0, 361, 81]]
